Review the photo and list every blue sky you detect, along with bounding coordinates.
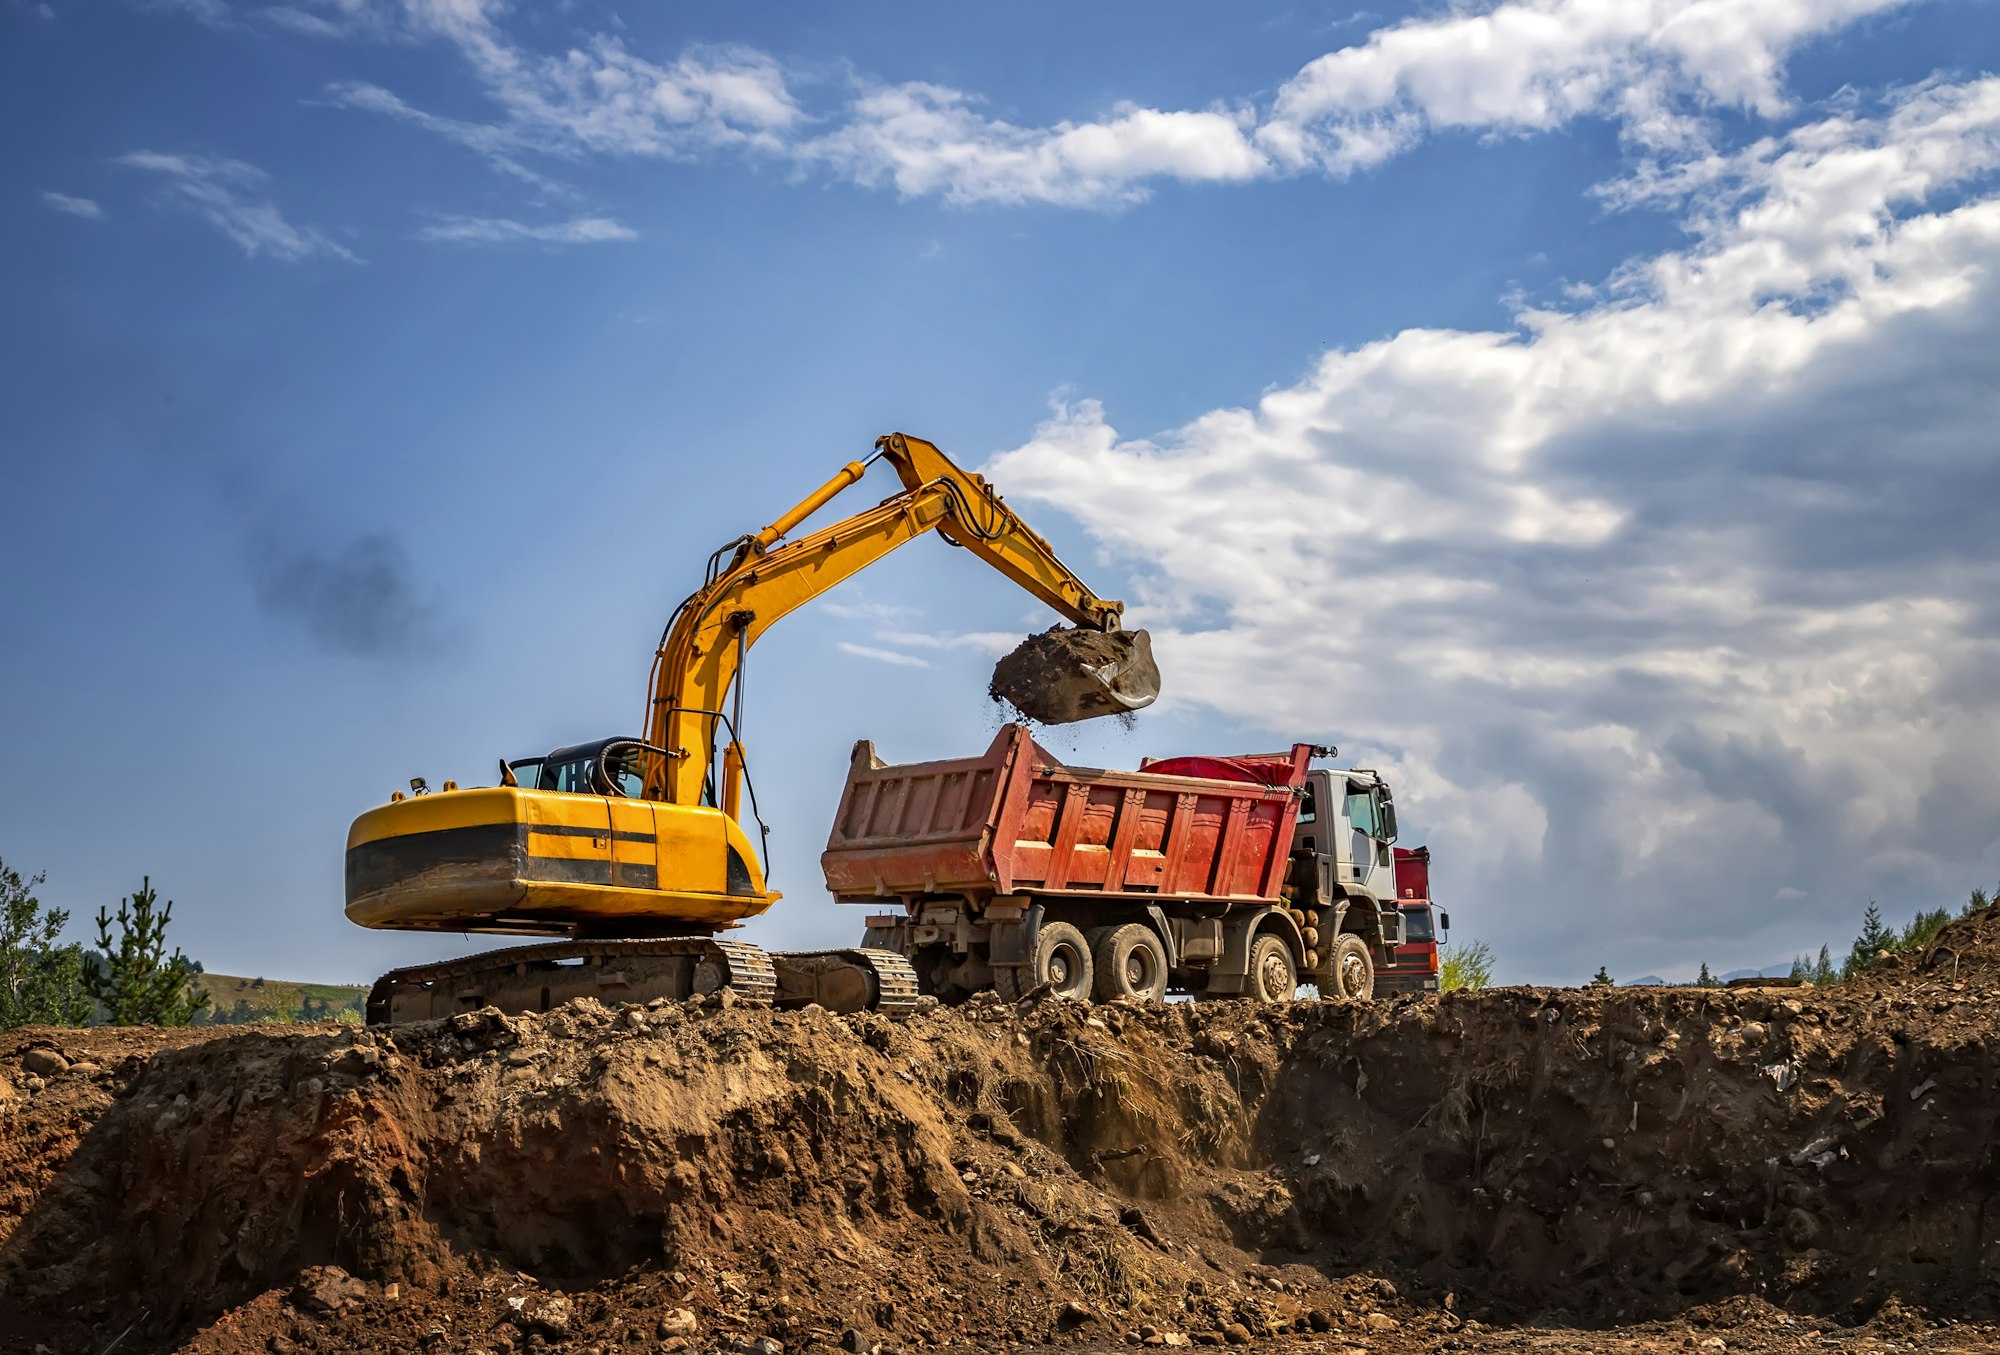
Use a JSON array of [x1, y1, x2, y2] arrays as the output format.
[[5, 0, 2000, 987]]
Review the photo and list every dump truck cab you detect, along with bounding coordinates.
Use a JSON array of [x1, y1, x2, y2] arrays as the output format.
[[1294, 768, 1401, 911]]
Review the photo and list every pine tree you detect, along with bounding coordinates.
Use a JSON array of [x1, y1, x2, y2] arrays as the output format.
[[1966, 887, 1991, 918], [1842, 901, 1894, 980], [1812, 945, 1837, 986], [87, 878, 208, 1026], [1589, 965, 1613, 988], [1899, 907, 1951, 953], [1697, 962, 1719, 988]]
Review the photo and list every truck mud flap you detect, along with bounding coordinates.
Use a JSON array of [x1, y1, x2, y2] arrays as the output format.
[[987, 902, 1043, 969]]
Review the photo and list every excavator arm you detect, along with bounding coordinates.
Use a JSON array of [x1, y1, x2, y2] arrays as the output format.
[[642, 432, 1142, 807]]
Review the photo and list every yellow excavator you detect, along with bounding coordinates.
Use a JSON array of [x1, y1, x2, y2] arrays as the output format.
[[347, 432, 1159, 1022]]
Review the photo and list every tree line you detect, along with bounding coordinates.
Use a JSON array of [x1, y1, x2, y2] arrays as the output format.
[[1, 854, 208, 1028], [1586, 884, 1998, 990]]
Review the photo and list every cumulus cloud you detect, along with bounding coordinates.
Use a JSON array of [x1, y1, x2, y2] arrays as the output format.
[[116, 150, 356, 261], [1260, 0, 1919, 171], [416, 214, 636, 244], [984, 76, 2000, 980], [295, 0, 1924, 207], [40, 191, 104, 219], [802, 88, 1267, 207]]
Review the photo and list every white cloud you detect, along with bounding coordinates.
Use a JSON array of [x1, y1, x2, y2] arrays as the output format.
[[837, 642, 933, 669], [1261, 0, 1919, 172], [116, 150, 357, 261], [296, 0, 1924, 208], [984, 77, 2000, 979], [324, 81, 574, 197], [417, 214, 636, 244], [802, 88, 1268, 206], [40, 191, 105, 220], [357, 0, 801, 159]]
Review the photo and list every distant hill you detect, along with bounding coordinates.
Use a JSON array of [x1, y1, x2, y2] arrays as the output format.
[[194, 973, 368, 1026], [1621, 964, 1792, 988]]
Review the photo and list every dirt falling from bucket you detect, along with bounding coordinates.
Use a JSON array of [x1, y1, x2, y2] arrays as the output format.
[[989, 625, 1160, 725]]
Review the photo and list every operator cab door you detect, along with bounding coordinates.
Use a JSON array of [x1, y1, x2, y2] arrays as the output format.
[[598, 744, 662, 891], [1340, 778, 1397, 901]]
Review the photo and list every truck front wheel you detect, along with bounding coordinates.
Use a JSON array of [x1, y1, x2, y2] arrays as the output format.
[[995, 921, 1094, 1001], [1325, 933, 1375, 1001], [1091, 923, 1168, 1003], [1247, 934, 1298, 1003]]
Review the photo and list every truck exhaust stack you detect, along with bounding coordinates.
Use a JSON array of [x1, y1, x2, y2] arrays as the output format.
[[989, 626, 1161, 725]]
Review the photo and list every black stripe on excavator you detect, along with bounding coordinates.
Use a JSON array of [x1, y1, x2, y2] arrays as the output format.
[[520, 856, 662, 889], [525, 824, 658, 843], [346, 823, 660, 899], [346, 822, 523, 902]]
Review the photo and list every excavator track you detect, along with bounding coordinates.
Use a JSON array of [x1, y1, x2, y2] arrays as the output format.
[[770, 946, 920, 1014], [366, 936, 777, 1025]]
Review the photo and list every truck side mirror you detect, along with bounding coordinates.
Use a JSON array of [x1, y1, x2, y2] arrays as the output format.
[[1379, 798, 1398, 843], [1439, 910, 1451, 933]]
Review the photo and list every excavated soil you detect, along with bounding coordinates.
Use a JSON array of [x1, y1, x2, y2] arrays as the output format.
[[989, 627, 1159, 725], [4, 910, 2000, 1355]]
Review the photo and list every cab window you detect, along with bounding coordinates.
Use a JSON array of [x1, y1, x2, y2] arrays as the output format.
[[1344, 787, 1378, 836], [538, 758, 597, 794], [1401, 906, 1435, 943], [603, 745, 646, 798], [1297, 782, 1317, 824]]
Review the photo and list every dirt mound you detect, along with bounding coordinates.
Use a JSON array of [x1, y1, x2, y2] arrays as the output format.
[[1847, 901, 2000, 1001], [989, 626, 1160, 725], [2, 968, 1998, 1354]]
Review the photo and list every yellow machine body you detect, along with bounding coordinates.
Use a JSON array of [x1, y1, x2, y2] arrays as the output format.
[[346, 786, 776, 936], [345, 431, 1142, 942]]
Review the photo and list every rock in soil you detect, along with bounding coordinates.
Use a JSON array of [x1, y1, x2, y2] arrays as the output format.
[[6, 907, 2000, 1353]]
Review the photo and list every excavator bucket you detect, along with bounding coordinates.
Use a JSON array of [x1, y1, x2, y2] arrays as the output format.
[[989, 627, 1161, 725]]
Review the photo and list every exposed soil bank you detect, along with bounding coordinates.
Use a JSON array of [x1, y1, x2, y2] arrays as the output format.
[[3, 909, 1999, 1355]]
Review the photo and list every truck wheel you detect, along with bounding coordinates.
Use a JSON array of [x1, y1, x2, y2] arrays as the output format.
[[1325, 933, 1375, 1001], [1091, 923, 1168, 1003], [1247, 934, 1298, 1003], [995, 921, 1093, 1001]]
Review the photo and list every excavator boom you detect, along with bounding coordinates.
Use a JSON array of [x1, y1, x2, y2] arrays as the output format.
[[643, 432, 1148, 805]]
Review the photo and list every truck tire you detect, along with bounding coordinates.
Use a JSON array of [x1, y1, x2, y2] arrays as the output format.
[[1325, 933, 1374, 1001], [1247, 934, 1298, 1003], [994, 921, 1093, 1001], [1091, 923, 1168, 1003]]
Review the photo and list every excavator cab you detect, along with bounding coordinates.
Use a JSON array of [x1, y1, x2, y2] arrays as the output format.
[[509, 739, 651, 797]]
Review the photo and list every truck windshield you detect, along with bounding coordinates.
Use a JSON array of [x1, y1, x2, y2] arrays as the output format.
[[1401, 906, 1435, 943]]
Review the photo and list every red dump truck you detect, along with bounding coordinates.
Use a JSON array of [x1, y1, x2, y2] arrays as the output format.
[[821, 724, 1413, 1003], [1375, 846, 1450, 994]]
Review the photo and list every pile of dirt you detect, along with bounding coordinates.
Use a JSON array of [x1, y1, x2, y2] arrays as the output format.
[[3, 910, 1999, 1354], [989, 626, 1160, 725]]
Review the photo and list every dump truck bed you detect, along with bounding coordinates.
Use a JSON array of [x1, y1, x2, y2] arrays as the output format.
[[822, 724, 1311, 908]]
